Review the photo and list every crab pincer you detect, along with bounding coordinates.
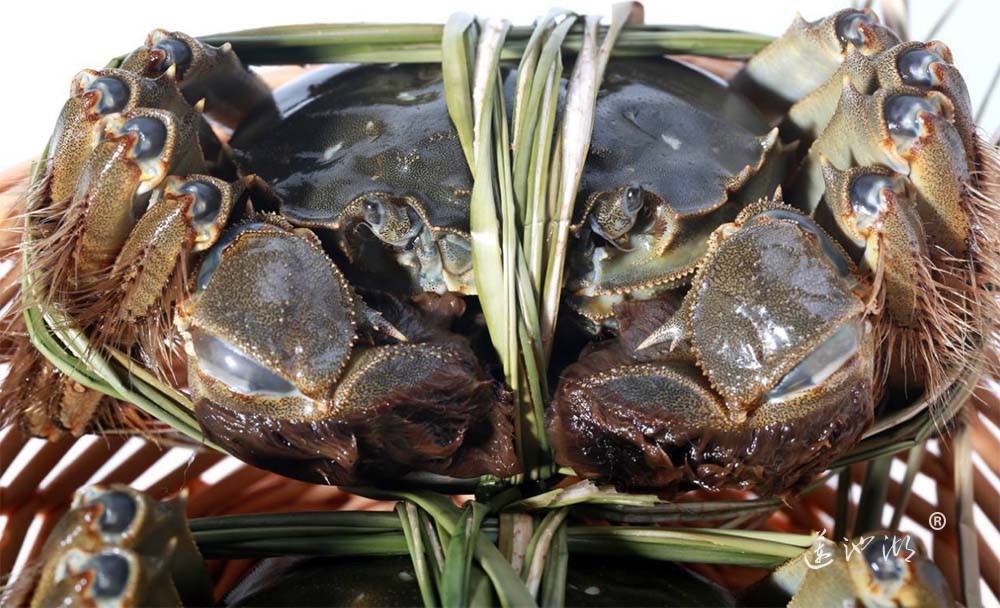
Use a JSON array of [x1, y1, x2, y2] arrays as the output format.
[[179, 220, 519, 484], [548, 202, 874, 494]]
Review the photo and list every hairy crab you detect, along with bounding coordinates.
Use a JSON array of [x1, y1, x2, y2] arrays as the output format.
[[548, 8, 999, 494], [1, 7, 997, 500], [1, 32, 517, 485]]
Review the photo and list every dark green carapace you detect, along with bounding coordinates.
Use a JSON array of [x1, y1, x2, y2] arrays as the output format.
[[232, 64, 475, 294], [567, 59, 783, 323]]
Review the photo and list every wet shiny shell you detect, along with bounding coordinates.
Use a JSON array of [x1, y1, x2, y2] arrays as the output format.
[[231, 63, 471, 234], [575, 58, 772, 225]]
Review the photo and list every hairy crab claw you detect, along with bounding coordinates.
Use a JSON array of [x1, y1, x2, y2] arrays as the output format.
[[566, 58, 786, 327], [548, 202, 874, 494], [178, 220, 518, 485]]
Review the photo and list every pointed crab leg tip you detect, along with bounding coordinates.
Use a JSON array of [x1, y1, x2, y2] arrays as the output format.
[[635, 324, 673, 351], [164, 64, 178, 80], [761, 128, 779, 148], [382, 319, 409, 342], [193, 98, 206, 113]]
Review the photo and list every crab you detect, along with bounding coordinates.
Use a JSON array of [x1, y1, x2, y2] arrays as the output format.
[[547, 8, 1000, 494], [750, 530, 955, 607], [1, 7, 997, 498], [549, 201, 875, 493], [0, 32, 518, 485]]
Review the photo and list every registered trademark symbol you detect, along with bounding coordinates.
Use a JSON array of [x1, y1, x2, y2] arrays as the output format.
[[929, 512, 947, 530]]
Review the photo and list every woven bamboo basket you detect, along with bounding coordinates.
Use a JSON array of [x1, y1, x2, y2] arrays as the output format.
[[1, 8, 998, 606], [3, 378, 997, 603]]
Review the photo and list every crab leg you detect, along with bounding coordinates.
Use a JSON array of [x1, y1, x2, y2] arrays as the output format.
[[2, 32, 269, 438], [94, 174, 249, 360], [795, 85, 971, 257], [120, 30, 274, 130], [731, 8, 899, 117], [784, 40, 977, 161], [44, 68, 200, 208]]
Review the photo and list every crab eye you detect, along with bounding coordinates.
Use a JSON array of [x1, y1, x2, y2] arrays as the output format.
[[83, 552, 131, 599], [884, 94, 936, 140], [864, 538, 907, 583], [119, 116, 167, 160], [192, 330, 298, 397], [897, 48, 941, 87], [849, 174, 894, 230], [151, 37, 193, 77], [180, 180, 223, 228], [624, 186, 644, 213], [91, 491, 137, 535], [836, 11, 876, 47], [363, 198, 384, 227], [765, 322, 861, 402], [85, 76, 130, 115]]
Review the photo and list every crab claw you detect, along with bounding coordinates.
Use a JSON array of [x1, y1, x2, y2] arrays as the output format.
[[179, 221, 518, 484], [548, 203, 874, 494]]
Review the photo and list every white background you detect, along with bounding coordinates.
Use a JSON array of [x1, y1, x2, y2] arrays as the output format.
[[0, 0, 997, 169]]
